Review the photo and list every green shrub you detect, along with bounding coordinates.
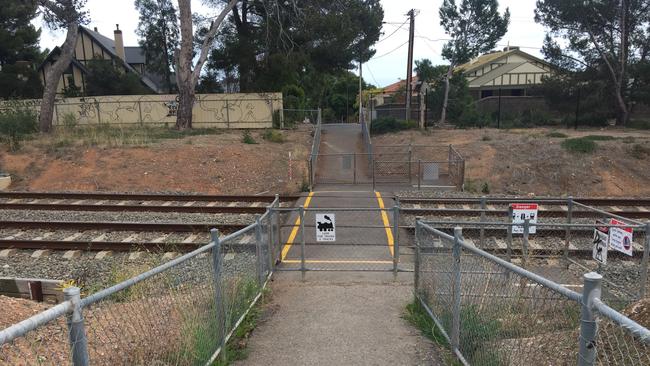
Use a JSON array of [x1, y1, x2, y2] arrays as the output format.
[[481, 135, 492, 141], [622, 136, 635, 143], [481, 182, 490, 194], [262, 129, 285, 143], [0, 107, 38, 151], [627, 120, 650, 130], [562, 137, 597, 153], [370, 117, 418, 135], [242, 130, 257, 144], [61, 112, 78, 130], [582, 135, 615, 141], [546, 131, 568, 138]]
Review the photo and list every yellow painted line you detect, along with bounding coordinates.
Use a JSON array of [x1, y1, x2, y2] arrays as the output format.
[[280, 192, 315, 260], [375, 191, 394, 256], [283, 259, 393, 264]]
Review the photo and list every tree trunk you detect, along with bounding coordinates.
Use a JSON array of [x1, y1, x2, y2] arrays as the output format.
[[176, 85, 194, 129], [175, 0, 195, 129], [439, 64, 454, 125], [175, 0, 239, 129], [39, 22, 79, 133]]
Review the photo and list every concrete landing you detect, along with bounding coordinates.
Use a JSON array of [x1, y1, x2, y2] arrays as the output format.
[[233, 273, 443, 366]]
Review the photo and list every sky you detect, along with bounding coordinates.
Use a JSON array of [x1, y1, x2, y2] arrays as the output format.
[[35, 0, 547, 88]]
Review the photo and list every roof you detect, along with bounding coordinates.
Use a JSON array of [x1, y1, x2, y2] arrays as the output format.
[[456, 48, 553, 74], [382, 75, 418, 94]]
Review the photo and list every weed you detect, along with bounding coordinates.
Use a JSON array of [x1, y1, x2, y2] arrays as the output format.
[[481, 135, 492, 141], [404, 300, 448, 346], [0, 107, 38, 151], [628, 120, 650, 130], [561, 137, 597, 153], [261, 129, 285, 143], [62, 113, 78, 130], [546, 131, 568, 138], [241, 130, 257, 144], [629, 143, 650, 159], [300, 179, 310, 192], [622, 136, 635, 143], [441, 305, 504, 365], [481, 182, 490, 194]]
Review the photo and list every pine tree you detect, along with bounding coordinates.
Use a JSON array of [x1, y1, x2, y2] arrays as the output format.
[[134, 0, 179, 94], [0, 0, 43, 99]]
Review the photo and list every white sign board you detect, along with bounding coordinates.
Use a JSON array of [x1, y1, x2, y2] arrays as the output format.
[[511, 203, 538, 234], [608, 218, 633, 256], [592, 223, 609, 265], [316, 213, 336, 242]]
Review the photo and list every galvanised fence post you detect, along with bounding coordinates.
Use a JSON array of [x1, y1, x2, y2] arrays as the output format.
[[255, 214, 264, 286], [451, 227, 463, 352], [210, 228, 226, 362], [479, 196, 486, 246], [639, 223, 650, 299], [372, 161, 376, 191], [268, 195, 279, 271], [523, 219, 530, 269], [578, 272, 602, 366], [414, 217, 422, 295], [565, 196, 574, 265], [299, 206, 306, 281], [393, 203, 400, 276], [506, 206, 513, 262], [64, 287, 89, 366], [417, 160, 422, 190]]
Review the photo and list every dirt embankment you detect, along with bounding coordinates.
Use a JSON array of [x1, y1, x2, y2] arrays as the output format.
[[372, 127, 650, 197], [0, 127, 312, 195]]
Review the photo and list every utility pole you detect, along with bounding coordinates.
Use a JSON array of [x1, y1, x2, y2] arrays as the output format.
[[405, 9, 415, 121], [359, 61, 363, 124]]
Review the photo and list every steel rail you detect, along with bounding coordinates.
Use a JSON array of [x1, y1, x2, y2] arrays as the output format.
[[0, 191, 300, 202], [0, 220, 247, 232], [0, 239, 256, 253], [0, 202, 267, 214]]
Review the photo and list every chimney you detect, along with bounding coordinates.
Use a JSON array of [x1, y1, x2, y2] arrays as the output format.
[[113, 24, 125, 60]]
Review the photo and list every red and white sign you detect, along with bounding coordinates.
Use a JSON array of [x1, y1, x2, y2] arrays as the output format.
[[608, 218, 634, 256], [511, 203, 539, 234]]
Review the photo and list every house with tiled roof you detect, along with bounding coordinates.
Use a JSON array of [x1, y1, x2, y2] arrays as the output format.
[[38, 25, 169, 95], [456, 47, 555, 99]]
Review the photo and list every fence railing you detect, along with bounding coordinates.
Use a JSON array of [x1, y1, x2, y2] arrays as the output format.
[[0, 197, 280, 365], [415, 220, 650, 366], [281, 108, 321, 129], [309, 145, 465, 190]]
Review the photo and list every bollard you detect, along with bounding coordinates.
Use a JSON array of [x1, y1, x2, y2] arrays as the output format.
[[210, 228, 227, 362], [506, 205, 513, 262], [479, 196, 486, 247], [578, 272, 602, 366], [451, 227, 463, 352], [414, 217, 422, 295], [639, 223, 650, 299], [255, 215, 264, 286], [523, 219, 530, 269], [393, 203, 400, 277], [417, 160, 422, 190], [64, 287, 89, 366], [564, 196, 574, 266], [299, 206, 306, 281]]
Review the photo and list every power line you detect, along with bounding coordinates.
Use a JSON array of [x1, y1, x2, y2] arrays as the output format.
[[377, 18, 409, 43], [370, 40, 409, 60], [365, 64, 379, 86]]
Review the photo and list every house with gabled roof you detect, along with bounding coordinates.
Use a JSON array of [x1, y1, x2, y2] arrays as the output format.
[[38, 24, 169, 95], [456, 47, 555, 100]]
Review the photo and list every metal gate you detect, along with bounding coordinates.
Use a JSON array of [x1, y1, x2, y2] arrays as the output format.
[[271, 206, 411, 273]]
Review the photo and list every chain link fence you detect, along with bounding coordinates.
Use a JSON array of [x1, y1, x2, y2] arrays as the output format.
[[281, 109, 321, 129], [415, 221, 650, 366], [0, 198, 280, 365]]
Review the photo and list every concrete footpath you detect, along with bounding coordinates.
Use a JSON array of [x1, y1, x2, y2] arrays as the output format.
[[233, 273, 443, 366], [234, 124, 443, 365]]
